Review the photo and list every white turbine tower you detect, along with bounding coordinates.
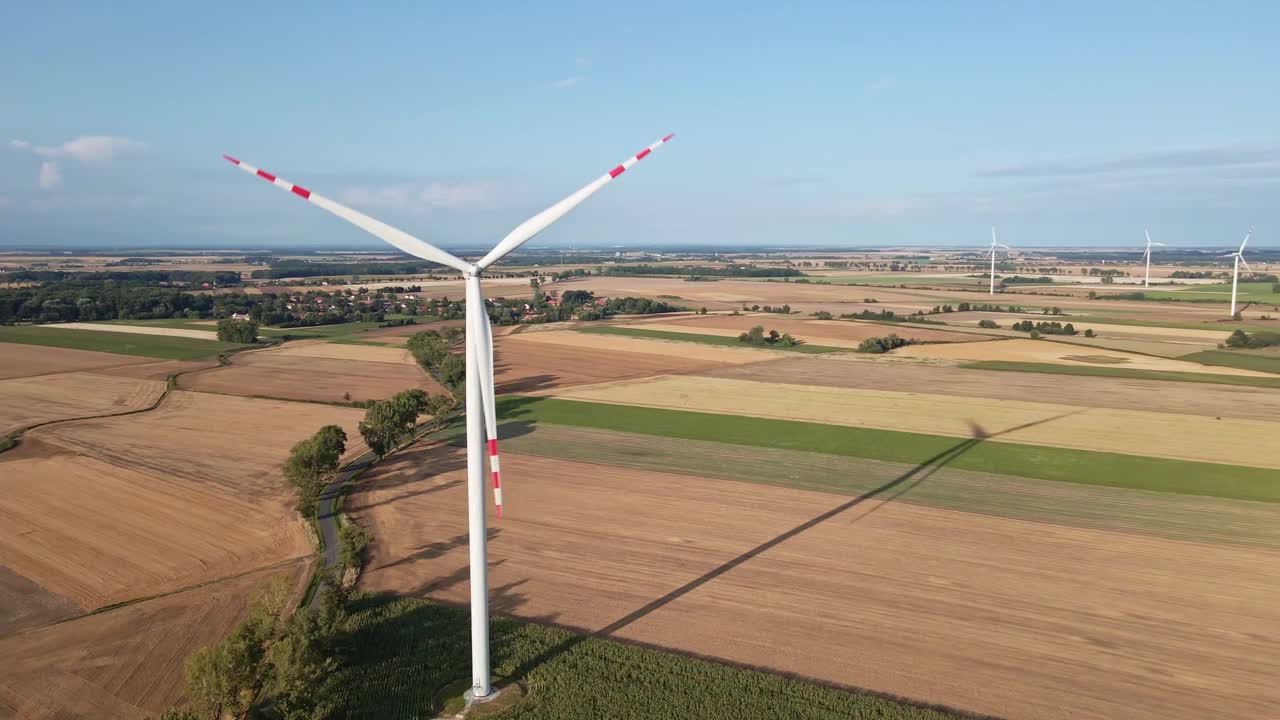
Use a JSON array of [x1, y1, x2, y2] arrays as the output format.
[[1142, 228, 1165, 288], [223, 133, 676, 701], [1224, 227, 1254, 317], [986, 226, 1010, 295]]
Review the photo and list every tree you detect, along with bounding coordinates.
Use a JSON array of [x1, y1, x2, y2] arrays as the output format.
[[358, 389, 425, 457], [977, 319, 1000, 329], [283, 426, 347, 518], [216, 317, 258, 343], [184, 616, 268, 719], [339, 522, 372, 569], [1084, 328, 1096, 338], [737, 325, 767, 346]]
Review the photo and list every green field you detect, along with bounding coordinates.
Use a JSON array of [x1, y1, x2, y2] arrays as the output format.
[[105, 317, 401, 339], [328, 594, 961, 720], [1179, 349, 1280, 374], [1134, 282, 1280, 305], [576, 325, 847, 354], [961, 360, 1280, 388], [496, 397, 1280, 503], [0, 324, 248, 360]]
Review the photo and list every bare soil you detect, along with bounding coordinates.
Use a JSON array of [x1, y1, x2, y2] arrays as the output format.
[[621, 314, 978, 346], [353, 448, 1280, 720], [0, 343, 151, 380], [180, 346, 442, 403], [0, 564, 82, 637], [896, 338, 1272, 376]]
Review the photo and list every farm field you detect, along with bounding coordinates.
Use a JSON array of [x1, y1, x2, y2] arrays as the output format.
[[352, 448, 1280, 720], [179, 344, 443, 403], [502, 328, 777, 367], [0, 342, 153, 380], [576, 325, 848, 353], [963, 360, 1280, 389], [0, 372, 166, 434], [263, 338, 417, 365], [48, 321, 221, 341], [894, 337, 1273, 376], [696, 355, 1280, 420], [1181, 349, 1280, 374], [0, 560, 309, 720], [618, 313, 980, 346], [539, 375, 1280, 468], [0, 324, 247, 360], [496, 397, 1279, 501]]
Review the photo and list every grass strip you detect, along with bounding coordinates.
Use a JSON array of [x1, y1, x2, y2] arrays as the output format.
[[960, 360, 1280, 389], [576, 325, 847, 354], [1179, 350, 1280, 375], [0, 324, 248, 360], [329, 594, 968, 720], [496, 396, 1280, 503]]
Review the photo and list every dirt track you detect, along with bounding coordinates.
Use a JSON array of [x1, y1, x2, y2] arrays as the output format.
[[353, 448, 1280, 720], [697, 356, 1280, 421]]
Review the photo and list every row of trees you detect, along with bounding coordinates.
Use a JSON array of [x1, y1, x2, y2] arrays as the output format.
[[1010, 320, 1080, 336], [216, 318, 258, 343], [737, 325, 799, 347], [283, 426, 349, 518], [857, 334, 914, 353], [605, 264, 804, 278], [406, 329, 466, 395], [1225, 329, 1280, 349], [359, 389, 454, 457]]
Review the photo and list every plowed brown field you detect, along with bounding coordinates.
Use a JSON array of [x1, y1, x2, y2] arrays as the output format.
[[180, 346, 442, 403], [491, 332, 746, 392], [896, 338, 1272, 376], [0, 372, 166, 434], [0, 560, 308, 720], [353, 448, 1280, 720], [0, 343, 151, 380], [621, 314, 978, 346]]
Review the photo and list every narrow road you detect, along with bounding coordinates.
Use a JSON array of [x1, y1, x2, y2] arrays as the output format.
[[310, 450, 378, 606]]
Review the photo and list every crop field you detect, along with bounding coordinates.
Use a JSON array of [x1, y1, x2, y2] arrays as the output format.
[[1137, 282, 1280, 305], [51, 321, 222, 341], [0, 324, 247, 360], [0, 560, 309, 719], [576, 325, 848, 353], [0, 372, 166, 434], [618, 314, 979, 346], [30, 390, 369, 499], [0, 449, 311, 609], [496, 397, 1279, 501], [352, 447, 1280, 720], [961, 360, 1280, 389], [894, 337, 1273, 376], [263, 338, 417, 365], [540, 375, 1279, 469], [696, 355, 1280, 420], [179, 344, 443, 403], [1181, 349, 1280, 374], [0, 342, 154, 380], [502, 329, 775, 369]]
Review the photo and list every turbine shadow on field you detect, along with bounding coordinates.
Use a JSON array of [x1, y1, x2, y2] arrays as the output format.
[[379, 528, 501, 572], [506, 408, 1083, 683]]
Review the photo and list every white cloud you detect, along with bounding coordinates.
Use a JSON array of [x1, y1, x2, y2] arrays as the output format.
[[19, 135, 145, 164], [550, 76, 584, 89], [38, 161, 63, 190], [340, 181, 497, 213]]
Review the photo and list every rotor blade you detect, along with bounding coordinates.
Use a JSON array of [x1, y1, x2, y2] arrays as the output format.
[[475, 134, 675, 269], [996, 244, 1011, 250], [991, 226, 998, 246], [1239, 229, 1252, 253], [472, 296, 503, 519], [1145, 228, 1152, 246], [1239, 256, 1253, 273], [222, 155, 472, 274]]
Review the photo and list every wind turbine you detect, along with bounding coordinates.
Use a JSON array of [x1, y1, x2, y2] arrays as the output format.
[[1224, 227, 1254, 317], [223, 133, 676, 701], [986, 226, 1010, 295], [1142, 228, 1165, 288]]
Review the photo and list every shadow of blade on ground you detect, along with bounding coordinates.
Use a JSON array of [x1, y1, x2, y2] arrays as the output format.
[[505, 407, 1084, 683]]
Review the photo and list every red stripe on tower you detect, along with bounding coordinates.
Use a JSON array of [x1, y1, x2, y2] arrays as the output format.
[[608, 165, 626, 178]]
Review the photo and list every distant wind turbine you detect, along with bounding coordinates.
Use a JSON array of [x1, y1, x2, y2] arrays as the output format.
[[223, 133, 676, 702], [1142, 228, 1165, 288], [986, 226, 1010, 295], [1223, 227, 1254, 317]]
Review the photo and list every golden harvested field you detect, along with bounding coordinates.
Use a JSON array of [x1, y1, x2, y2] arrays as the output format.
[[508, 328, 784, 364], [0, 560, 308, 720], [43, 322, 220, 341], [180, 346, 442, 403], [0, 343, 151, 380], [491, 332, 742, 393], [96, 358, 222, 381], [699, 356, 1280, 421], [566, 276, 938, 308], [620, 314, 978, 347], [31, 391, 369, 500], [0, 451, 309, 609], [265, 339, 416, 365], [896, 337, 1273, 376], [0, 372, 166, 434], [545, 375, 1280, 468], [354, 448, 1280, 720]]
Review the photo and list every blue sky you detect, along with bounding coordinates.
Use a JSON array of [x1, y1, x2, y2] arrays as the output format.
[[2, 1, 1278, 249]]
